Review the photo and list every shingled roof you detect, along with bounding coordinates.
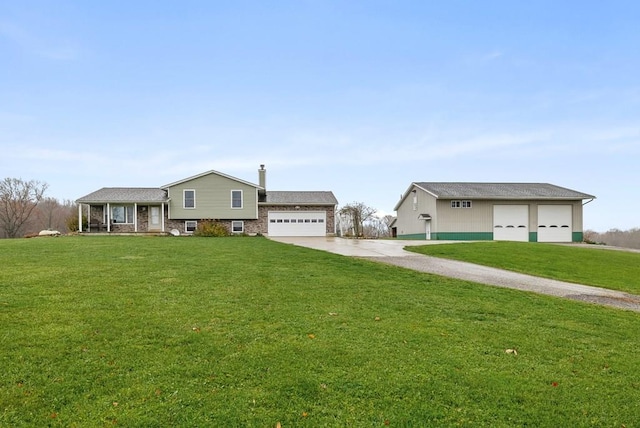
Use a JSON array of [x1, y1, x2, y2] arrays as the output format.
[[414, 183, 595, 200], [76, 188, 168, 203], [262, 191, 338, 205]]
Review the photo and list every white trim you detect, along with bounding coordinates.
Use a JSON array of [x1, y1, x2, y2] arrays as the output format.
[[161, 169, 261, 190], [185, 220, 197, 234], [231, 190, 243, 209], [106, 203, 111, 232], [183, 189, 196, 209], [161, 203, 165, 232], [78, 204, 83, 232], [231, 220, 244, 233], [134, 203, 138, 232]]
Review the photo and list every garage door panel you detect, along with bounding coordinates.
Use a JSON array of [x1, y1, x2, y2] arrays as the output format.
[[268, 211, 326, 237], [493, 205, 529, 242], [538, 205, 572, 242]]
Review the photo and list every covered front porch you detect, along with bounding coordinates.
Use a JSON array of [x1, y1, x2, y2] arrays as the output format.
[[76, 187, 171, 234], [78, 203, 168, 234]]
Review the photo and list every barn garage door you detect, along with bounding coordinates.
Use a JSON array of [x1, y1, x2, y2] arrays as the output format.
[[268, 211, 327, 237], [538, 205, 572, 242], [493, 205, 529, 242]]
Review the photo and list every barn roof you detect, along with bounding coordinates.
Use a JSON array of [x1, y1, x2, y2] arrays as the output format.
[[413, 182, 595, 200]]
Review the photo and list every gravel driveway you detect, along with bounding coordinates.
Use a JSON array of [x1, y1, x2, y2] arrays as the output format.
[[271, 237, 640, 313]]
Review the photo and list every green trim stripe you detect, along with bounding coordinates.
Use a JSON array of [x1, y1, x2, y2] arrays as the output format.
[[397, 231, 584, 242]]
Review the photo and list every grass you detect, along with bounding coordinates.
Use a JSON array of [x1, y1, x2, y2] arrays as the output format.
[[0, 236, 639, 427], [405, 241, 640, 295]]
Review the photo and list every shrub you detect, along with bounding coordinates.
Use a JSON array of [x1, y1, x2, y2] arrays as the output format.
[[66, 214, 87, 232], [194, 220, 230, 237]]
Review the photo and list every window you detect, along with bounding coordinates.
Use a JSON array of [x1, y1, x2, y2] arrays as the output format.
[[111, 205, 134, 223], [451, 200, 472, 208], [232, 221, 244, 233], [185, 221, 197, 233], [231, 190, 243, 209], [184, 190, 195, 209]]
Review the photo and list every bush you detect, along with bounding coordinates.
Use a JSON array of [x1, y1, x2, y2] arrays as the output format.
[[66, 214, 87, 232], [193, 220, 230, 237]]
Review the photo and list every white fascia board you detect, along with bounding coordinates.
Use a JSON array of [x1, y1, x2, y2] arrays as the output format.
[[393, 182, 438, 211], [161, 169, 262, 190]]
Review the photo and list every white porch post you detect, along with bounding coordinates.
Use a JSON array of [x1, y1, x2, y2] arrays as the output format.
[[161, 202, 165, 232], [106, 203, 111, 232], [78, 204, 83, 232], [134, 203, 138, 232]]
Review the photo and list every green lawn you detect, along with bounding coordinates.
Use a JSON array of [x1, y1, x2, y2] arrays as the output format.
[[405, 241, 640, 295], [1, 236, 639, 427]]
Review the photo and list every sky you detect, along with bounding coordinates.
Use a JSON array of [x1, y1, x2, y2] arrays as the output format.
[[1, 1, 639, 232]]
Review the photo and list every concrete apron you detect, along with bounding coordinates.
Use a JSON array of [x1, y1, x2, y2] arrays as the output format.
[[269, 237, 640, 313], [269, 236, 452, 257]]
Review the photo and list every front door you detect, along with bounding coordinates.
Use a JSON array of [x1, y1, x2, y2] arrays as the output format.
[[149, 206, 161, 231], [425, 220, 431, 240]]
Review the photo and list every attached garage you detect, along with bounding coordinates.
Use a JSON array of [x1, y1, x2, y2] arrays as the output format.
[[538, 205, 572, 242], [493, 205, 529, 242], [268, 211, 327, 237]]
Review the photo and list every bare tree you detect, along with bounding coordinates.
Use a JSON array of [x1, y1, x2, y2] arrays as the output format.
[[585, 228, 640, 249], [33, 198, 78, 233], [0, 178, 48, 238], [339, 202, 377, 238]]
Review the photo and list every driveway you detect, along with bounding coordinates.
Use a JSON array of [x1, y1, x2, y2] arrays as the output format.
[[270, 237, 640, 312]]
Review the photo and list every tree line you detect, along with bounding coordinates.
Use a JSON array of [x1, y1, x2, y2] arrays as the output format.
[[584, 229, 640, 250], [3, 177, 639, 248], [0, 178, 77, 238]]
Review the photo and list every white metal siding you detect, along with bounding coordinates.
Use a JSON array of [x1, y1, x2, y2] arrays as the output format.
[[538, 205, 572, 242], [268, 211, 326, 236], [493, 205, 529, 242]]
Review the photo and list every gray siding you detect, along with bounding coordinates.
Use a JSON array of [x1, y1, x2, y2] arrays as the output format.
[[435, 199, 584, 234], [394, 186, 437, 237]]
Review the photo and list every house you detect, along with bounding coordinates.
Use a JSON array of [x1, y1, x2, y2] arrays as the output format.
[[392, 182, 595, 242], [76, 165, 338, 236]]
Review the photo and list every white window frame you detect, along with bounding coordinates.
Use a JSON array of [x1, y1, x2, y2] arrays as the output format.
[[184, 189, 196, 209], [185, 220, 197, 233], [462, 200, 472, 208], [111, 205, 134, 224], [451, 200, 461, 208], [231, 190, 243, 209], [231, 221, 244, 233]]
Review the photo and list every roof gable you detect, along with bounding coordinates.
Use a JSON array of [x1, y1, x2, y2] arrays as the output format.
[[161, 169, 262, 190]]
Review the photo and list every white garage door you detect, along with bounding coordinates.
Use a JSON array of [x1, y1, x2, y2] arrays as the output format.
[[493, 205, 529, 242], [268, 211, 327, 237], [538, 205, 572, 242]]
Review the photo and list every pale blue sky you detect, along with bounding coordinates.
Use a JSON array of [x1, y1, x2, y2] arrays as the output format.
[[1, 1, 638, 231]]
